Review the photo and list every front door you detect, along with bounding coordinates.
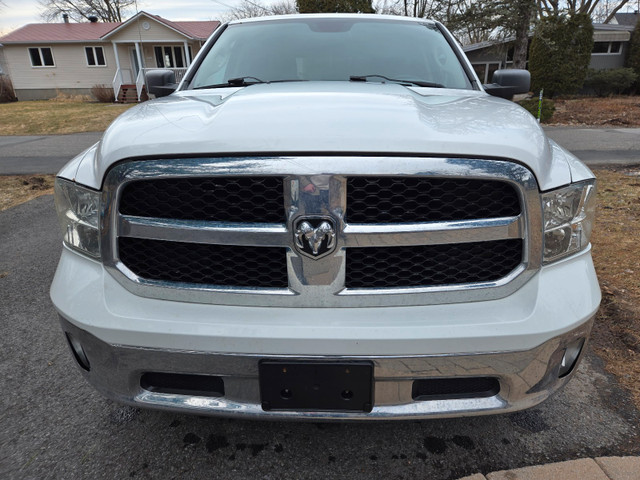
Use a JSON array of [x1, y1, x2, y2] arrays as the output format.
[[130, 47, 140, 79]]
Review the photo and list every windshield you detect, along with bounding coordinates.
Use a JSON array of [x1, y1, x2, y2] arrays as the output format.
[[190, 18, 473, 90]]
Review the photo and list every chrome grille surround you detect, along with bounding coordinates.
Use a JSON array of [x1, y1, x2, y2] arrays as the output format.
[[101, 156, 542, 307]]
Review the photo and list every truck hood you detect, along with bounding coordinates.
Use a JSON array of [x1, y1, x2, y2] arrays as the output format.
[[83, 82, 571, 189]]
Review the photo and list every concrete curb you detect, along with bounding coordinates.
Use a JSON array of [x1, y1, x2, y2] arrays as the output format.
[[456, 456, 640, 480]]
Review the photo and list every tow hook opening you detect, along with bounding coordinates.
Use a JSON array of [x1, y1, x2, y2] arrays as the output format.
[[412, 377, 500, 401], [558, 338, 585, 378], [140, 372, 225, 397], [65, 332, 91, 371]]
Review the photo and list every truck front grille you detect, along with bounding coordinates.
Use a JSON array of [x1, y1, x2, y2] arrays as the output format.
[[346, 240, 522, 289], [104, 157, 541, 307], [119, 176, 284, 223], [119, 238, 288, 288], [347, 177, 520, 223]]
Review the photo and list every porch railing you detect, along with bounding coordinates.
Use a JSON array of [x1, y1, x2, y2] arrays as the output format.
[[112, 69, 123, 102], [112, 68, 133, 101], [114, 67, 189, 102]]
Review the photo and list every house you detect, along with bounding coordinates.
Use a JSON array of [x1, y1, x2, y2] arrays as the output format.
[[463, 19, 636, 84], [608, 11, 639, 27], [0, 11, 220, 102]]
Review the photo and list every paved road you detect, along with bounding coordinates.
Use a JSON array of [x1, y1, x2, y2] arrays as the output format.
[[543, 127, 640, 165], [1, 197, 639, 479], [0, 132, 101, 175], [0, 127, 638, 175]]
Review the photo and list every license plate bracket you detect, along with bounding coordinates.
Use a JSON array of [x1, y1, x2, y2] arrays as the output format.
[[259, 361, 373, 412]]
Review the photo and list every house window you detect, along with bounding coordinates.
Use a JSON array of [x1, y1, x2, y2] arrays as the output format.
[[472, 64, 487, 84], [472, 62, 501, 83], [85, 46, 106, 66], [154, 45, 190, 68], [592, 42, 623, 55], [28, 47, 55, 67]]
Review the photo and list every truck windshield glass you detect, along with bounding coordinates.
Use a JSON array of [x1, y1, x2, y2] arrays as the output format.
[[190, 19, 472, 90]]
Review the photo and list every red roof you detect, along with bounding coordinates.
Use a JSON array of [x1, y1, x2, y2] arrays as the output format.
[[0, 22, 119, 43], [173, 21, 219, 39], [0, 12, 219, 44], [145, 13, 219, 39]]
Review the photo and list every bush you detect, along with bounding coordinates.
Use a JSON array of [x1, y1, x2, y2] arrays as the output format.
[[0, 75, 17, 103], [584, 68, 637, 96], [518, 97, 555, 122], [529, 13, 594, 97], [91, 84, 115, 103]]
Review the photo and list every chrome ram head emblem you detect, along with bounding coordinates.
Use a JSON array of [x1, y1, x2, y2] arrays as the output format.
[[294, 218, 336, 259]]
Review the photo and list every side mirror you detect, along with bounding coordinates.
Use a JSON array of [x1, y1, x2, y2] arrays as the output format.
[[146, 69, 178, 98], [484, 69, 531, 100]]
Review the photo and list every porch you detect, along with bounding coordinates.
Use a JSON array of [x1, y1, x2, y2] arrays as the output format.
[[110, 42, 196, 102]]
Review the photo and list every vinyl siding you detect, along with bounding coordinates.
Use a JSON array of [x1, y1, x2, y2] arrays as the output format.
[[107, 19, 188, 43], [2, 43, 116, 90], [465, 48, 508, 64], [589, 43, 628, 70]]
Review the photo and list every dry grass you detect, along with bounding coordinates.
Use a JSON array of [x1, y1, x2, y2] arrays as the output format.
[[49, 91, 93, 103], [549, 96, 640, 127], [90, 85, 116, 103], [0, 175, 55, 212], [590, 168, 640, 408], [0, 100, 135, 135]]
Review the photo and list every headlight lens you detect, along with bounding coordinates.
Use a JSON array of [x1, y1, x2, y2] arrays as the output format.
[[54, 177, 101, 258], [542, 180, 596, 263]]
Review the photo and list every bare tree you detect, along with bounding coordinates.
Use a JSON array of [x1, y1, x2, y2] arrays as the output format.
[[376, 0, 467, 24], [39, 0, 135, 23], [222, 0, 297, 21], [376, 0, 498, 43], [537, 0, 631, 22]]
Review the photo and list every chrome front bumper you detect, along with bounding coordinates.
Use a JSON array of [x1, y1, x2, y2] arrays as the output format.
[[59, 315, 593, 420]]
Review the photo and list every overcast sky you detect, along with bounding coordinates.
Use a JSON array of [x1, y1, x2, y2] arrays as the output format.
[[0, 0, 253, 35]]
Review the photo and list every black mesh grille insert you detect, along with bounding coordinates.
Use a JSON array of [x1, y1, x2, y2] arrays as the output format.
[[118, 237, 288, 288], [412, 377, 500, 401], [346, 239, 522, 288], [119, 177, 284, 223], [346, 177, 520, 223]]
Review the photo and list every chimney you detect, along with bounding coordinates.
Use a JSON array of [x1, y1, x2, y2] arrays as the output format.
[[88, 16, 98, 23], [62, 13, 69, 23]]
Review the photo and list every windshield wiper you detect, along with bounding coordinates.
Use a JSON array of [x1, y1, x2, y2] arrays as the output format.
[[193, 77, 309, 90], [194, 76, 266, 89], [349, 75, 445, 88]]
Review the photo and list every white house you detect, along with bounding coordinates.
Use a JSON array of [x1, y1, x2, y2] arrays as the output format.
[[0, 11, 220, 101]]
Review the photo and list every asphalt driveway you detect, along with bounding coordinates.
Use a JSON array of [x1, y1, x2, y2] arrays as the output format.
[[1, 196, 639, 479], [0, 132, 101, 175]]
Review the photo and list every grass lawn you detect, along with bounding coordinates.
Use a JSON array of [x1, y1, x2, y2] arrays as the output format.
[[590, 167, 640, 409], [0, 100, 135, 136], [0, 175, 55, 211]]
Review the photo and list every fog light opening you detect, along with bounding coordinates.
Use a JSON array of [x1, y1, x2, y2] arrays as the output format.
[[65, 332, 90, 371], [558, 338, 585, 378]]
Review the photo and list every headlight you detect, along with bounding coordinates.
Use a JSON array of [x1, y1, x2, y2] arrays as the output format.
[[542, 180, 596, 263], [54, 177, 101, 258]]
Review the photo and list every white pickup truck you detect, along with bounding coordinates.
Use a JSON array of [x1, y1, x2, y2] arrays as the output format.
[[51, 14, 601, 420]]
